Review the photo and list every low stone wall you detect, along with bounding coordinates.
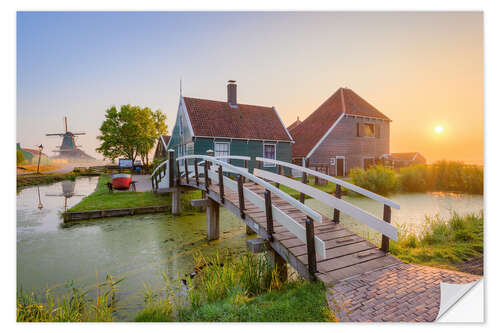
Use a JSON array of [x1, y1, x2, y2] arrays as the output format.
[[63, 205, 171, 223]]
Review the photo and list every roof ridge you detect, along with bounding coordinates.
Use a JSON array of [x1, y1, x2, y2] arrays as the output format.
[[183, 96, 273, 110]]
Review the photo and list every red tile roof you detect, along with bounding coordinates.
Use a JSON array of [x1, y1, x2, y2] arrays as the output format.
[[21, 148, 49, 158], [183, 97, 292, 141], [161, 135, 171, 147], [290, 88, 390, 158]]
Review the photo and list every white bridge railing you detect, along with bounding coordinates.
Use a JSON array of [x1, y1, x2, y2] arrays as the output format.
[[152, 152, 400, 275]]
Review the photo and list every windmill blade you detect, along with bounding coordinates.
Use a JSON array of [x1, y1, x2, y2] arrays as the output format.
[[46, 133, 64, 136], [72, 132, 86, 135]]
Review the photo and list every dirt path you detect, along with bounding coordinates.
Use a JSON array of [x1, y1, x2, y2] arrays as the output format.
[[326, 263, 481, 322]]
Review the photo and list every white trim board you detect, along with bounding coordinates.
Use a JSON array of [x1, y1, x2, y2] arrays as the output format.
[[306, 113, 345, 159], [272, 106, 295, 143], [180, 97, 195, 138]]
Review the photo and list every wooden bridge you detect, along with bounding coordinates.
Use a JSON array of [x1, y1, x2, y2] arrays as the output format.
[[151, 150, 401, 284]]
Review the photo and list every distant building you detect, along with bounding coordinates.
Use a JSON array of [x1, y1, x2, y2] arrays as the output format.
[[380, 152, 427, 169], [167, 80, 294, 172], [17, 143, 50, 164], [287, 116, 302, 132], [153, 135, 171, 159], [289, 87, 391, 176]]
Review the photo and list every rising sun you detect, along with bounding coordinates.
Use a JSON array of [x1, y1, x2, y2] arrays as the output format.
[[434, 125, 444, 134]]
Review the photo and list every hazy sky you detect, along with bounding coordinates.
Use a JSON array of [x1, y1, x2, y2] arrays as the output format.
[[17, 12, 483, 164]]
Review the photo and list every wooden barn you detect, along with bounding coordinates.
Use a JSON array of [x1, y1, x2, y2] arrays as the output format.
[[166, 81, 294, 172], [289, 88, 391, 176]]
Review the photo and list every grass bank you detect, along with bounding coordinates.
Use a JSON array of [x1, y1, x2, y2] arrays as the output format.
[[68, 175, 202, 213], [390, 211, 483, 271], [17, 172, 79, 189], [136, 251, 335, 322]]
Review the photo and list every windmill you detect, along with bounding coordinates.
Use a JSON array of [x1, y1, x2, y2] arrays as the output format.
[[46, 116, 95, 160], [45, 180, 85, 211]]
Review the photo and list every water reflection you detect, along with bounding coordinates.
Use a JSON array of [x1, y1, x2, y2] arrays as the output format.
[[45, 180, 85, 211]]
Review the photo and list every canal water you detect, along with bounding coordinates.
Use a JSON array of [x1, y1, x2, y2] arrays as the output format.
[[16, 177, 483, 320]]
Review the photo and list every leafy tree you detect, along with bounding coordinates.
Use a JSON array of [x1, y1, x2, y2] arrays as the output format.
[[96, 105, 167, 165]]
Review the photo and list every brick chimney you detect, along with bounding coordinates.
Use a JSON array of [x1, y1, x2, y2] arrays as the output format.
[[227, 80, 237, 105]]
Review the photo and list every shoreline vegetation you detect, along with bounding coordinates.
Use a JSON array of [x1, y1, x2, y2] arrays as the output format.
[[17, 172, 80, 189], [281, 160, 483, 199], [17, 211, 482, 322]]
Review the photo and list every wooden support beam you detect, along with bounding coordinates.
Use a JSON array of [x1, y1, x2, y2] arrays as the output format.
[[184, 158, 189, 184], [206, 198, 220, 240], [190, 199, 209, 207], [246, 237, 265, 253], [333, 184, 341, 224], [176, 160, 181, 186], [305, 216, 317, 276], [267, 247, 288, 282], [172, 188, 181, 215], [381, 204, 391, 252]]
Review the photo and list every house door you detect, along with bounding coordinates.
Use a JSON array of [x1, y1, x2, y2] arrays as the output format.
[[336, 157, 345, 177]]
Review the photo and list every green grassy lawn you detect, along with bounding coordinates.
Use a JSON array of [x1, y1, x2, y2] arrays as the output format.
[[68, 176, 169, 212], [390, 211, 483, 271], [177, 281, 333, 322]]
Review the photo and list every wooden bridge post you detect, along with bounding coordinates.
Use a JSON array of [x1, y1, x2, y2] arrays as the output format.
[[176, 160, 181, 186], [194, 158, 199, 187], [299, 171, 307, 204], [206, 198, 220, 240], [184, 158, 189, 184], [381, 204, 391, 252], [172, 188, 181, 215], [275, 165, 281, 189], [305, 217, 317, 277], [218, 164, 225, 204], [168, 149, 175, 188], [333, 184, 341, 224], [264, 189, 274, 241]]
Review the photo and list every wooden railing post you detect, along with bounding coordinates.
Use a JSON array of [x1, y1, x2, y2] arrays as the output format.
[[194, 158, 200, 187], [184, 158, 189, 184], [218, 164, 224, 204], [275, 165, 281, 189], [176, 159, 181, 186], [204, 160, 210, 193], [168, 149, 174, 188], [238, 175, 245, 218], [305, 216, 317, 276], [264, 189, 274, 241], [333, 184, 341, 224], [243, 160, 248, 182], [381, 204, 391, 252], [299, 171, 307, 204]]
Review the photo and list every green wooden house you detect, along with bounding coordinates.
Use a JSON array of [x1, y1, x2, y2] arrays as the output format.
[[167, 81, 294, 172]]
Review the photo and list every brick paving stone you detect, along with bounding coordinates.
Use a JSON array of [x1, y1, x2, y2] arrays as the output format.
[[326, 263, 480, 322]]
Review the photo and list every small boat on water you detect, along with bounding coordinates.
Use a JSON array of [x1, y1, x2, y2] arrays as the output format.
[[112, 174, 132, 190]]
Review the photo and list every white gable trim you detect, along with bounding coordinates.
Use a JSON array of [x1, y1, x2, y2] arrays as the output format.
[[180, 97, 195, 138], [272, 106, 295, 143], [160, 135, 168, 150], [305, 113, 345, 160]]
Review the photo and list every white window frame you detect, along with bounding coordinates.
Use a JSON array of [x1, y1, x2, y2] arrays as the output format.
[[263, 143, 277, 167], [214, 142, 230, 161]]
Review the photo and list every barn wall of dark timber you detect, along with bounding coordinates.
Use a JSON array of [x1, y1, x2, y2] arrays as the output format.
[[308, 115, 390, 175]]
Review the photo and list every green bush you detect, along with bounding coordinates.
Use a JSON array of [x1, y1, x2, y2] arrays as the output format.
[[349, 165, 400, 195], [398, 161, 483, 194]]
